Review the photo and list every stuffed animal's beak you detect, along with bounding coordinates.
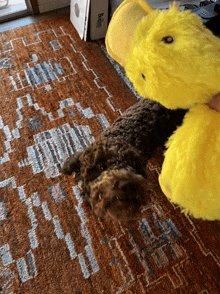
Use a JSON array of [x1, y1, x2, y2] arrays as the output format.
[[105, 0, 154, 67]]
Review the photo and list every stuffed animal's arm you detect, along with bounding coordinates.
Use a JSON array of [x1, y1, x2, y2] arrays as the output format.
[[159, 104, 220, 220]]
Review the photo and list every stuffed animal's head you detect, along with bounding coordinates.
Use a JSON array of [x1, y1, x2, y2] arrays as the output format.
[[106, 1, 220, 109]]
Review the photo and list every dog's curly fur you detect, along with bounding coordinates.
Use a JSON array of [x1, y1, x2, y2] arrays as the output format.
[[62, 99, 187, 222]]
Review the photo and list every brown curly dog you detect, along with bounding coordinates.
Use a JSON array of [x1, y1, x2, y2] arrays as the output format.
[[62, 99, 187, 222]]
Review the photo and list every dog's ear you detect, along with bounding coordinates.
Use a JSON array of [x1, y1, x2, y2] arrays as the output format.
[[61, 151, 82, 175]]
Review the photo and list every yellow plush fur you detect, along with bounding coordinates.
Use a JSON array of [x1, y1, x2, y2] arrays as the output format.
[[160, 104, 220, 220], [124, 3, 220, 220], [125, 4, 220, 109]]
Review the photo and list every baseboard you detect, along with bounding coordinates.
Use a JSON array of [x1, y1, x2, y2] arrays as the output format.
[[39, 0, 70, 14]]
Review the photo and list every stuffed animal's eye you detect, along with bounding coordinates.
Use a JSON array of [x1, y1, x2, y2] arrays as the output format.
[[162, 36, 174, 44], [141, 73, 146, 81]]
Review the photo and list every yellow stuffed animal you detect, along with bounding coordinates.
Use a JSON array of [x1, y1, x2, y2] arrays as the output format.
[[106, 0, 220, 220]]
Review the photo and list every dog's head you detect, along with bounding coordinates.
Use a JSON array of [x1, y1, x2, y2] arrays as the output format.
[[62, 139, 151, 222], [89, 168, 152, 223]]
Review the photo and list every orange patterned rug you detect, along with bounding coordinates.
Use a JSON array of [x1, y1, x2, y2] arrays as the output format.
[[0, 14, 220, 294]]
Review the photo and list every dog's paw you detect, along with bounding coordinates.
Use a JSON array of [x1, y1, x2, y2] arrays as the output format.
[[61, 152, 82, 175], [61, 160, 74, 175]]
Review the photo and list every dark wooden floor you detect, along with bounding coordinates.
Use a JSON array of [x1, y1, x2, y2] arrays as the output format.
[[110, 0, 200, 17], [0, 5, 70, 33], [148, 0, 199, 8]]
